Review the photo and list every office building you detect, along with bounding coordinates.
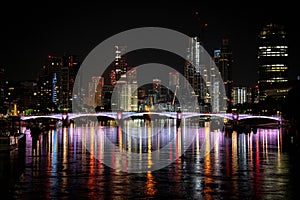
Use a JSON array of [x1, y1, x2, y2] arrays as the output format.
[[258, 23, 288, 100], [214, 37, 233, 111]]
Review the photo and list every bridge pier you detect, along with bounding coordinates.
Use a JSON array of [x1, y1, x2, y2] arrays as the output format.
[[117, 111, 123, 120], [176, 109, 182, 129], [62, 113, 69, 127]]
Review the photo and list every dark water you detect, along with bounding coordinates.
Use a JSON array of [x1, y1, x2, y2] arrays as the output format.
[[1, 119, 299, 199]]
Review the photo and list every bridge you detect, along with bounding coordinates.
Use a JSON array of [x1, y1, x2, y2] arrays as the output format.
[[20, 112, 282, 122]]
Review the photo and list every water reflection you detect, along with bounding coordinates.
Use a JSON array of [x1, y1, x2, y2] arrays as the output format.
[[1, 119, 298, 199]]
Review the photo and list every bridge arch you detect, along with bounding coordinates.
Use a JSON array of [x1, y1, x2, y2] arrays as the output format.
[[238, 115, 281, 121], [122, 112, 175, 119], [20, 115, 62, 120]]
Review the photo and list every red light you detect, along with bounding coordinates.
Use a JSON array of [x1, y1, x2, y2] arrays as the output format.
[[204, 23, 208, 27], [48, 55, 52, 58], [255, 85, 259, 88], [69, 57, 73, 67]]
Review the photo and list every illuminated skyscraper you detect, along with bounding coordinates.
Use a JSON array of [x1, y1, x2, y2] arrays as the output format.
[[184, 36, 207, 112], [258, 23, 288, 100], [214, 37, 233, 111], [87, 76, 104, 108], [110, 45, 138, 111], [37, 54, 80, 112], [153, 79, 161, 94], [110, 46, 130, 86], [184, 36, 225, 113], [61, 54, 81, 111], [37, 55, 62, 109], [232, 87, 248, 105]]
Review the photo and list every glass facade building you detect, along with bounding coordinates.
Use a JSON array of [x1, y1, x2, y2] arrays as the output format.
[[258, 23, 288, 100]]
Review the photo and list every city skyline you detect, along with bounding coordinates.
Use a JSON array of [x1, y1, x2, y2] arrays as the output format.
[[2, 3, 299, 87]]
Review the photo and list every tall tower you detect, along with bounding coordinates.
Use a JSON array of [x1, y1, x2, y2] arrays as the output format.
[[214, 37, 233, 112], [88, 76, 104, 108], [36, 54, 80, 112], [110, 46, 129, 86], [184, 37, 207, 111], [258, 23, 288, 100], [37, 55, 62, 109], [110, 45, 138, 111], [61, 54, 81, 111]]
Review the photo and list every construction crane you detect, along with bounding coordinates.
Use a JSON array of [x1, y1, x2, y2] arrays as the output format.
[[172, 85, 179, 110]]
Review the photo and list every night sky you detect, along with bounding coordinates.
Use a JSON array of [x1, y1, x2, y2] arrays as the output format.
[[2, 2, 298, 87]]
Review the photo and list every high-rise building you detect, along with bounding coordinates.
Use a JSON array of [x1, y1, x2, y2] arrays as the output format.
[[214, 37, 233, 111], [153, 79, 161, 94], [109, 45, 138, 111], [0, 68, 6, 111], [184, 36, 208, 112], [184, 36, 226, 113], [184, 37, 204, 98], [19, 81, 37, 113], [232, 87, 248, 105], [61, 54, 81, 111], [110, 46, 129, 86], [87, 76, 104, 108], [37, 54, 80, 112], [258, 23, 288, 100], [36, 55, 62, 109]]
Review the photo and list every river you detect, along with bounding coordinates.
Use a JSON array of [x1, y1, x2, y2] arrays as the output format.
[[1, 119, 299, 199]]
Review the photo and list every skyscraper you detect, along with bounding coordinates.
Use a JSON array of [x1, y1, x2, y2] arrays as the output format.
[[61, 54, 81, 111], [214, 37, 233, 112], [87, 76, 104, 108], [258, 23, 288, 100], [110, 45, 138, 111], [37, 54, 80, 112], [110, 46, 129, 86], [184, 36, 207, 111], [36, 55, 62, 109], [184, 36, 226, 113]]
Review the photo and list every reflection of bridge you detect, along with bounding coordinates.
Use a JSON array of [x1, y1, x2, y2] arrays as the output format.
[[20, 112, 282, 122]]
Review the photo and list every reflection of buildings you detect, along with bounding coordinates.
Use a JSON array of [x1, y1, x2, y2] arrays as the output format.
[[258, 23, 288, 101]]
